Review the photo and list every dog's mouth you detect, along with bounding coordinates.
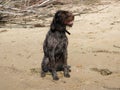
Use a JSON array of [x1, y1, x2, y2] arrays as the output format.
[[64, 18, 74, 35], [65, 15, 74, 27], [67, 20, 74, 27]]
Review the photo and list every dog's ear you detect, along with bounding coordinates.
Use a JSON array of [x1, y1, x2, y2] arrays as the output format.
[[51, 23, 54, 30], [50, 19, 56, 31]]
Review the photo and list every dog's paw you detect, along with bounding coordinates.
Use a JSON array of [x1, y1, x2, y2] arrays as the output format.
[[64, 74, 70, 78], [41, 71, 46, 77], [53, 76, 59, 80]]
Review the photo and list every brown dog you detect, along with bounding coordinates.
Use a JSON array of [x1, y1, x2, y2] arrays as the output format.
[[41, 10, 74, 80]]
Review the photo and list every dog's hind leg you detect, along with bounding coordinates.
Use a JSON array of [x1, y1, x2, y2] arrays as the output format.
[[41, 56, 49, 77]]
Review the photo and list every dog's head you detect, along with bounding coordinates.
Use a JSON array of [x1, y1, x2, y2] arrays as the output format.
[[54, 10, 74, 27], [50, 10, 74, 35], [51, 10, 74, 30]]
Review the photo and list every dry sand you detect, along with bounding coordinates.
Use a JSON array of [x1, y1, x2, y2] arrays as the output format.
[[0, 1, 120, 90]]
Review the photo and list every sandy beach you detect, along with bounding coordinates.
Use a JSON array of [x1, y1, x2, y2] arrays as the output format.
[[0, 1, 120, 90]]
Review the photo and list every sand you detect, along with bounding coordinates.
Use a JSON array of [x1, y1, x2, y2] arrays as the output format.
[[0, 1, 120, 90]]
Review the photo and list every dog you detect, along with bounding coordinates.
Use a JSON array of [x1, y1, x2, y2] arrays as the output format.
[[41, 10, 74, 80]]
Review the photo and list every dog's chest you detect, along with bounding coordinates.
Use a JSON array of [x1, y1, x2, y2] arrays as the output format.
[[57, 34, 68, 47], [54, 37, 68, 57]]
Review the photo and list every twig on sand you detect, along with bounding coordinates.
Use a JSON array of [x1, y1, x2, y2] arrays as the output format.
[[113, 45, 120, 49], [103, 86, 120, 90], [90, 68, 112, 76], [0, 30, 8, 33]]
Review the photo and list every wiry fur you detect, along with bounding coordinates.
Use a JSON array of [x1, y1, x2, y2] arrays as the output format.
[[41, 10, 74, 80]]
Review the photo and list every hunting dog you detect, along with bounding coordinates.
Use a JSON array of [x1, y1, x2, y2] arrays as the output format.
[[41, 10, 74, 80]]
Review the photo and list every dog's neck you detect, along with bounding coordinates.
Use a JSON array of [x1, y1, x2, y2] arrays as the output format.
[[51, 24, 71, 35]]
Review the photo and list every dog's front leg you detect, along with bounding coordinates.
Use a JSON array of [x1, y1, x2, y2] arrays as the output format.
[[63, 65, 70, 78], [63, 52, 70, 78], [49, 51, 59, 80]]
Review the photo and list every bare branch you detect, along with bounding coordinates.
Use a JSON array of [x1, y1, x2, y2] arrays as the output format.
[[26, 0, 56, 9], [0, 11, 23, 16]]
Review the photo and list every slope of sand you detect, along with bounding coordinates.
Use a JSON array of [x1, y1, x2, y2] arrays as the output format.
[[0, 1, 120, 90]]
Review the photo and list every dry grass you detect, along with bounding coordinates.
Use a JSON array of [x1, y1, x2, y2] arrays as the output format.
[[80, 0, 101, 5], [59, 0, 101, 4]]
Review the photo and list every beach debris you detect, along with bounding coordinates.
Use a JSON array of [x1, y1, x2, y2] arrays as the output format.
[[30, 68, 40, 74], [0, 29, 8, 33], [113, 45, 120, 49], [90, 68, 112, 76], [103, 86, 120, 90]]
